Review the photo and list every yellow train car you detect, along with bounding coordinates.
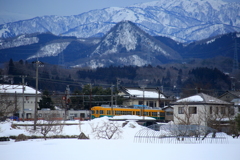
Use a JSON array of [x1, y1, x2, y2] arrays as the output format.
[[91, 105, 165, 121]]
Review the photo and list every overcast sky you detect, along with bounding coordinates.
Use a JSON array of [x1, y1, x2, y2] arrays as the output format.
[[0, 0, 239, 18]]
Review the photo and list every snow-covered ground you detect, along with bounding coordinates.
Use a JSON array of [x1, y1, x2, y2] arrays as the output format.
[[1, 116, 240, 160]]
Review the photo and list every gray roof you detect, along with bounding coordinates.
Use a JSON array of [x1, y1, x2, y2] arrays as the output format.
[[172, 93, 231, 105], [219, 91, 240, 99]]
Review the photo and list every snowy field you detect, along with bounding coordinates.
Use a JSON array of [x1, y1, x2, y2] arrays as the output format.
[[1, 116, 240, 160]]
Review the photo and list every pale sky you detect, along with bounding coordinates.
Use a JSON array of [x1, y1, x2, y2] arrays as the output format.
[[0, 0, 239, 18]]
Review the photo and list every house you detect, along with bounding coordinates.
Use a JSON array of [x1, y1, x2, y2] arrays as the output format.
[[219, 91, 240, 116], [218, 91, 240, 103], [171, 93, 232, 128], [0, 84, 41, 120], [162, 106, 173, 122], [231, 98, 240, 116], [119, 87, 172, 108]]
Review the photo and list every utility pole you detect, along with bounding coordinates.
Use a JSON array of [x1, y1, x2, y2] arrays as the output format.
[[157, 87, 161, 108], [111, 84, 114, 106], [233, 38, 239, 71], [115, 79, 121, 106], [89, 83, 92, 109], [140, 86, 146, 121], [20, 75, 27, 121], [111, 84, 114, 117], [139, 79, 148, 121], [33, 60, 44, 130], [64, 85, 70, 120]]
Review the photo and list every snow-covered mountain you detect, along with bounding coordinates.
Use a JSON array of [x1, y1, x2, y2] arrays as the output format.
[[0, 34, 39, 49], [70, 21, 181, 68], [22, 21, 180, 68], [0, 0, 239, 42]]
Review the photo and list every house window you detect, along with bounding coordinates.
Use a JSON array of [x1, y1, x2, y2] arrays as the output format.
[[221, 107, 225, 115], [166, 112, 173, 116], [149, 101, 154, 107], [216, 107, 219, 114], [210, 106, 212, 114], [189, 107, 197, 114], [229, 107, 234, 115], [80, 113, 85, 118], [178, 107, 184, 114], [138, 101, 143, 105]]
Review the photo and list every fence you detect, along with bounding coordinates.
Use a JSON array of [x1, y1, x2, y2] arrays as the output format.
[[134, 124, 228, 144]]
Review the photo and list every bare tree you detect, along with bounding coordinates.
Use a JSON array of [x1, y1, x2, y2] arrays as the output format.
[[0, 93, 19, 118], [174, 103, 201, 125], [90, 120, 122, 139], [27, 111, 64, 140]]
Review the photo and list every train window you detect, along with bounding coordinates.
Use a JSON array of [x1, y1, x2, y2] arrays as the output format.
[[136, 111, 140, 115], [96, 110, 99, 114], [100, 110, 104, 114], [92, 111, 95, 114], [160, 112, 165, 117], [144, 112, 148, 116], [152, 112, 157, 116], [116, 111, 121, 115], [133, 111, 135, 115], [107, 110, 111, 115]]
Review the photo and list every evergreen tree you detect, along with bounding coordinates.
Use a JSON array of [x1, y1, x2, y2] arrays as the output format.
[[39, 90, 54, 110], [8, 59, 16, 75], [235, 114, 240, 132]]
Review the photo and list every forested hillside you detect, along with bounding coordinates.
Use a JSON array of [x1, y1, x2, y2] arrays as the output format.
[[1, 58, 239, 99]]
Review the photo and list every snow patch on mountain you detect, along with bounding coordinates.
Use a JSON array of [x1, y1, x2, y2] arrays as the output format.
[[0, 35, 39, 49], [206, 38, 216, 44], [27, 42, 70, 59], [72, 59, 114, 69], [118, 55, 147, 66]]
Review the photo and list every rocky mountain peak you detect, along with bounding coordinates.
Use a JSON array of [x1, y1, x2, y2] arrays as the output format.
[[91, 20, 180, 60]]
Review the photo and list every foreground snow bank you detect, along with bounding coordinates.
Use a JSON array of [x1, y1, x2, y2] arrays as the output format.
[[1, 117, 240, 160]]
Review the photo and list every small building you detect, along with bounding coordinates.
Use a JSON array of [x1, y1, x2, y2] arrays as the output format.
[[162, 106, 173, 122], [231, 98, 240, 116], [171, 93, 232, 128], [0, 84, 41, 120], [119, 87, 172, 108], [218, 91, 240, 102]]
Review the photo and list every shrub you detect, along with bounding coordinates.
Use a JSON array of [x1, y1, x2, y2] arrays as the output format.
[[15, 134, 28, 142]]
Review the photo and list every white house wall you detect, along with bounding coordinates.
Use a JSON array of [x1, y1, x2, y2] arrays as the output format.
[[173, 104, 232, 126]]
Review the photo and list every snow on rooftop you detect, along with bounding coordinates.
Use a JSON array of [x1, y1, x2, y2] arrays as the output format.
[[127, 89, 165, 98], [177, 95, 203, 102], [0, 84, 40, 94]]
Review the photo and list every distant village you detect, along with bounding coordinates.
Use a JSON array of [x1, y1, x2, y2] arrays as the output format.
[[1, 83, 240, 136]]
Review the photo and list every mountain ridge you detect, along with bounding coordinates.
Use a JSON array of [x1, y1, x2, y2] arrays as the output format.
[[0, 0, 239, 42]]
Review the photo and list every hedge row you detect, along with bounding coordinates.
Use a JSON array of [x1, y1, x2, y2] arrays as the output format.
[[9, 135, 79, 140]]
